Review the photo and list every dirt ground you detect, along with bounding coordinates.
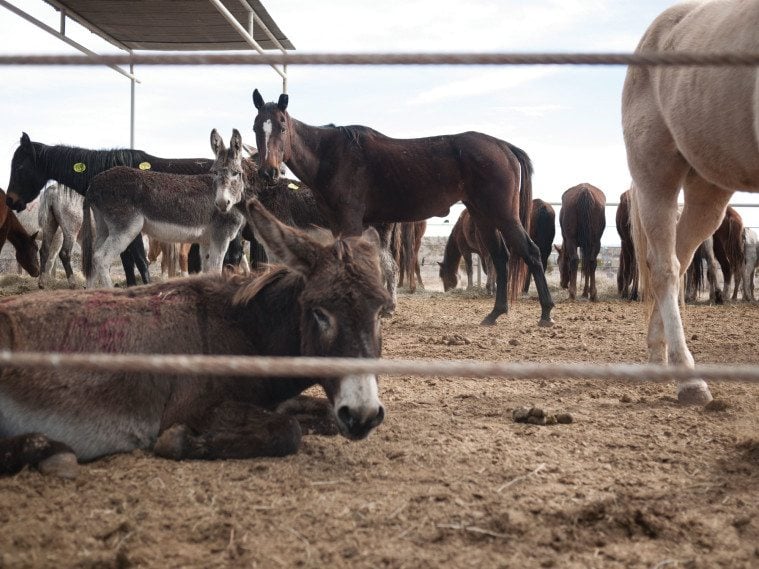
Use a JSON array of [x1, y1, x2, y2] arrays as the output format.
[[0, 271, 758, 569]]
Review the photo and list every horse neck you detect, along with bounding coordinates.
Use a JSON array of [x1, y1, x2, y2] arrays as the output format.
[[4, 212, 33, 248], [286, 118, 332, 187]]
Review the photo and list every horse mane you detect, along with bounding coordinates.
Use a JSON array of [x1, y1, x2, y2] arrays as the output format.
[[33, 142, 151, 184], [335, 125, 384, 148]]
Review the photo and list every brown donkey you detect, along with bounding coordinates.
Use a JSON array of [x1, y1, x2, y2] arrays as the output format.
[[0, 199, 392, 478]]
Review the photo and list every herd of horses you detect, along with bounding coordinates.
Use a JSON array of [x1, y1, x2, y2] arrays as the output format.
[[0, 0, 755, 475]]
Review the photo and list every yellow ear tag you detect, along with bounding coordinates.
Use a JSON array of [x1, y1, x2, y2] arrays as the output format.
[[73, 162, 86, 173], [138, 161, 151, 170], [287, 182, 299, 190]]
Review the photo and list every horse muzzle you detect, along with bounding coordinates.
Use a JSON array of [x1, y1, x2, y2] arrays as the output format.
[[5, 194, 25, 212], [258, 167, 281, 183]]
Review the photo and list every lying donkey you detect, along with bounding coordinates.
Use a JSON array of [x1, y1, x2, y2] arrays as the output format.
[[0, 198, 391, 477], [82, 129, 249, 288]]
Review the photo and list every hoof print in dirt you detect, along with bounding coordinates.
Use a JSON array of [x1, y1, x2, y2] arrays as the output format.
[[704, 399, 730, 412], [512, 406, 573, 426]]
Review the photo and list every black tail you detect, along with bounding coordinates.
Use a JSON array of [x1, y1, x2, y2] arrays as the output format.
[[505, 143, 533, 303], [81, 197, 94, 281]]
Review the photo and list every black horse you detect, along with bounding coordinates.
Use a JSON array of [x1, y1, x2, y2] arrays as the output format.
[[5, 133, 215, 286]]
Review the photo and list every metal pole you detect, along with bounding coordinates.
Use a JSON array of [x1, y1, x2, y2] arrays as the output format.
[[130, 59, 135, 149]]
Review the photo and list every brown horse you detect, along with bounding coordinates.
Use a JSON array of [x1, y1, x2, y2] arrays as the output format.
[[0, 198, 392, 477], [624, 0, 759, 404], [712, 206, 745, 301], [616, 189, 639, 301], [392, 221, 427, 293], [522, 198, 556, 295], [439, 208, 495, 293], [0, 188, 40, 277], [555, 183, 606, 301], [252, 90, 554, 327]]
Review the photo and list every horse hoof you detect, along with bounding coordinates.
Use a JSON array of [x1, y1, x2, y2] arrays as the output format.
[[538, 318, 554, 328], [677, 379, 713, 406], [38, 452, 79, 479], [480, 316, 497, 326], [154, 424, 189, 460]]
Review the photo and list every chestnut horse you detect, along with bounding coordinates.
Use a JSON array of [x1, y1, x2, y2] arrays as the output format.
[[252, 90, 554, 327], [439, 208, 495, 293], [711, 206, 745, 301], [555, 183, 606, 301], [0, 198, 391, 477], [522, 198, 556, 295], [624, 0, 759, 404], [616, 189, 639, 301], [0, 188, 40, 277]]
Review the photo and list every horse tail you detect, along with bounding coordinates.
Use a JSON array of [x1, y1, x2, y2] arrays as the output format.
[[688, 243, 705, 295], [575, 189, 597, 283], [505, 142, 533, 304], [81, 197, 94, 280], [37, 184, 53, 233], [629, 186, 651, 308]]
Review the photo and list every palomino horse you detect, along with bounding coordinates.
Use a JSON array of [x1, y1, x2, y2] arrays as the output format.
[[0, 198, 391, 477], [0, 188, 39, 277], [252, 89, 554, 326], [712, 206, 745, 301], [5, 133, 216, 286], [554, 183, 606, 301], [624, 0, 759, 404], [616, 189, 639, 301], [83, 130, 248, 288], [522, 198, 556, 295], [439, 208, 495, 293], [37, 183, 86, 289]]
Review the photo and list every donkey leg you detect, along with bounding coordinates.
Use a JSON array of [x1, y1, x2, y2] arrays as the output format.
[[0, 433, 78, 478], [276, 395, 340, 436], [154, 401, 301, 460]]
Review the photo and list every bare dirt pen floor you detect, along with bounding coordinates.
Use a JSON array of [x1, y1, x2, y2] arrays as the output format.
[[0, 271, 758, 568]]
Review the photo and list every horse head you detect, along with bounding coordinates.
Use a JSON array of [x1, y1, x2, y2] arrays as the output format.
[[6, 133, 47, 212], [554, 244, 569, 290], [252, 89, 290, 183], [438, 261, 459, 292], [210, 128, 245, 213], [245, 197, 392, 439]]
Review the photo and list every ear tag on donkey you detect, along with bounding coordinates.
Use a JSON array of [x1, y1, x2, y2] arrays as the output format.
[[73, 162, 86, 173], [288, 182, 299, 191], [138, 161, 152, 170]]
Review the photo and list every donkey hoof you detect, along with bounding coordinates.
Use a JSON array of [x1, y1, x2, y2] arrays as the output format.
[[38, 452, 79, 479], [538, 318, 555, 328], [677, 379, 713, 406], [154, 424, 190, 460]]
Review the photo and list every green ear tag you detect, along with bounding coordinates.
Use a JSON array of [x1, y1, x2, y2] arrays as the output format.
[[73, 162, 86, 173], [138, 161, 151, 170], [287, 182, 299, 191]]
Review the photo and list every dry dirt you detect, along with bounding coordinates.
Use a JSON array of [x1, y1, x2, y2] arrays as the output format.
[[0, 273, 758, 569]]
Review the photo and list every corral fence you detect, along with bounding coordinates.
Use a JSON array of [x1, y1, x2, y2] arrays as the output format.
[[2, 49, 759, 383]]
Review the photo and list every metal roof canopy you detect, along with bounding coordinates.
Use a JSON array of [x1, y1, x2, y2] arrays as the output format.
[[0, 0, 293, 147]]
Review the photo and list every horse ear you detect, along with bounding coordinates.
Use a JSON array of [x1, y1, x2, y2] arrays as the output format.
[[210, 129, 225, 157], [361, 226, 381, 250], [245, 198, 318, 274], [277, 94, 289, 112], [230, 129, 243, 157], [253, 89, 265, 110], [20, 132, 31, 148]]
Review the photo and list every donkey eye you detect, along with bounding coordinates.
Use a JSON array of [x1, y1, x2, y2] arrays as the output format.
[[312, 307, 331, 329]]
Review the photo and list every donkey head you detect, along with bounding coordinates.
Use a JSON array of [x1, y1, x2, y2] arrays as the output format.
[[252, 89, 290, 183], [210, 128, 245, 213], [246, 198, 393, 440], [6, 133, 47, 212]]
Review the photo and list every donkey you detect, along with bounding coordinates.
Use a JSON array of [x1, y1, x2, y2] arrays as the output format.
[[83, 129, 248, 288], [0, 198, 391, 477]]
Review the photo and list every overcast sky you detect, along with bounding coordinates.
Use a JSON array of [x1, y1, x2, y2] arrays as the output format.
[[1, 0, 756, 242]]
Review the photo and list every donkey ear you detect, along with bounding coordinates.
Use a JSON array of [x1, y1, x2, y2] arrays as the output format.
[[245, 198, 318, 274], [242, 143, 258, 157], [210, 129, 225, 157], [361, 226, 381, 250], [230, 129, 243, 157], [252, 89, 265, 110], [277, 94, 289, 112]]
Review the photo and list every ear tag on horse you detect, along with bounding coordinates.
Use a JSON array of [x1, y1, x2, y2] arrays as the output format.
[[288, 182, 299, 191], [139, 161, 152, 170], [73, 162, 86, 173]]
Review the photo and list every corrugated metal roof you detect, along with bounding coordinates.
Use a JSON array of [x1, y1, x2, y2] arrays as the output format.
[[43, 0, 294, 51]]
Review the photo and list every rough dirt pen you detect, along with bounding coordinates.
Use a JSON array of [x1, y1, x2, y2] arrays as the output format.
[[0, 273, 757, 568]]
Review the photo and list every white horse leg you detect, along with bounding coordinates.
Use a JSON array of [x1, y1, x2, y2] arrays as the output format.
[[38, 213, 60, 289]]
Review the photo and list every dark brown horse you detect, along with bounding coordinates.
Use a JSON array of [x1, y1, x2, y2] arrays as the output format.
[[616, 189, 639, 300], [0, 198, 392, 477], [439, 208, 495, 293], [392, 221, 427, 293], [252, 90, 554, 326], [555, 183, 607, 301], [0, 188, 40, 277], [4, 133, 216, 286], [522, 198, 556, 295], [712, 205, 745, 301]]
